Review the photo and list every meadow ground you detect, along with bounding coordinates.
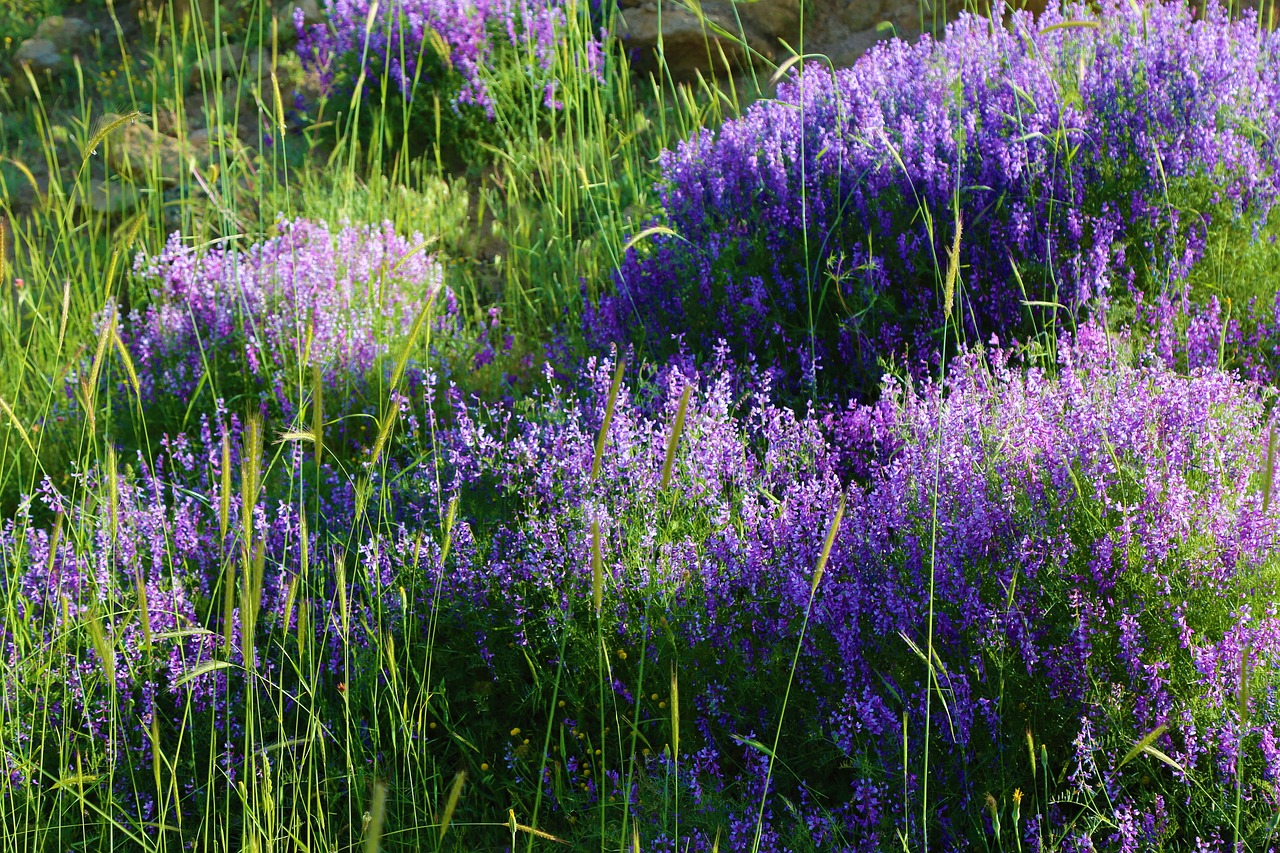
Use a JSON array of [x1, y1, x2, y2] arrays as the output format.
[[5, 0, 1280, 850]]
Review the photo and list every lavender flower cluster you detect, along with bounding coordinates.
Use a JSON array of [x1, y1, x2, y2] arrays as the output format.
[[12, 319, 1279, 847], [123, 217, 445, 419], [592, 0, 1280, 395], [1134, 282, 1280, 386], [424, 329, 1280, 849], [0, 409, 396, 810], [296, 0, 602, 116]]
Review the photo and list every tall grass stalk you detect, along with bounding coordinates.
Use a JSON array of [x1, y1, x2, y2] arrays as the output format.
[[749, 492, 845, 853]]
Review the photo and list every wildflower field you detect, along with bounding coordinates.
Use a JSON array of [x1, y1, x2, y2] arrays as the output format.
[[5, 0, 1280, 849]]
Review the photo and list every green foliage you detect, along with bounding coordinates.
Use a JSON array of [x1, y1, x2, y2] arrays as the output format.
[[0, 0, 69, 49], [325, 41, 500, 175]]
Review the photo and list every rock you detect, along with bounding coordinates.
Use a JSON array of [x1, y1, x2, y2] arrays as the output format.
[[34, 15, 93, 50], [243, 48, 274, 81], [737, 0, 802, 40], [12, 38, 65, 76], [618, 4, 769, 79], [161, 188, 187, 234], [2, 162, 49, 216], [616, 0, 974, 80], [150, 106, 179, 135], [105, 121, 211, 184], [808, 26, 885, 69], [187, 125, 234, 148], [188, 124, 249, 161], [822, 0, 886, 33], [87, 181, 141, 215]]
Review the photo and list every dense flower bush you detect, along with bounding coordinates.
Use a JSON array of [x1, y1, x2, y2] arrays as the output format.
[[0, 421, 397, 823], [425, 329, 1280, 849], [9, 325, 1280, 848], [592, 0, 1280, 396], [1136, 283, 1280, 385], [121, 217, 446, 421], [296, 0, 603, 117]]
